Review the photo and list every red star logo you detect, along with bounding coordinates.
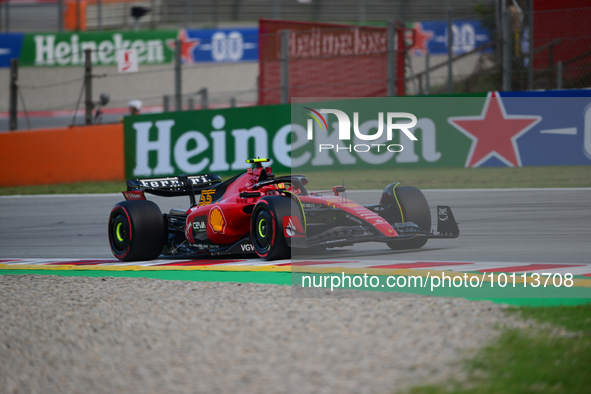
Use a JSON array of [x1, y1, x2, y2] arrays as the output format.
[[166, 29, 199, 64], [448, 93, 541, 167], [406, 23, 433, 55]]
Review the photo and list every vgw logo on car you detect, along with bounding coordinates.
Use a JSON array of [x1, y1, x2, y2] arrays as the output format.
[[304, 107, 418, 153]]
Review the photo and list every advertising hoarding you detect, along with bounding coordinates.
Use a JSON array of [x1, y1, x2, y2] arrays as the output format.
[[123, 93, 591, 179]]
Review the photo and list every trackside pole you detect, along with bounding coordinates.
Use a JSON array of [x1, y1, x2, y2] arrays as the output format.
[[395, 22, 406, 96], [175, 39, 182, 111], [557, 61, 563, 89], [425, 51, 430, 95], [502, 9, 512, 91], [9, 58, 17, 131], [387, 20, 395, 96], [58, 0, 64, 32], [4, 0, 9, 32], [527, 0, 533, 90], [84, 49, 92, 125], [198, 87, 208, 109], [163, 95, 169, 112], [447, 8, 453, 94], [280, 30, 289, 104]]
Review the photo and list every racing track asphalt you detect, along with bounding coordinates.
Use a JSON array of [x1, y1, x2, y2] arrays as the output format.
[[1, 189, 590, 265]]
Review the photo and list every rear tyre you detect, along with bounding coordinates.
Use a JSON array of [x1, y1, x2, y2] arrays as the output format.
[[383, 185, 431, 250], [251, 196, 294, 260], [108, 200, 165, 261]]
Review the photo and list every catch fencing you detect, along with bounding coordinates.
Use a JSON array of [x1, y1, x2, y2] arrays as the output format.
[[3, 4, 591, 131], [258, 20, 389, 106], [257, 6, 591, 105], [528, 7, 591, 90], [3, 30, 259, 131]]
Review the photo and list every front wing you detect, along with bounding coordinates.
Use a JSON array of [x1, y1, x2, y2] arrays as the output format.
[[289, 205, 459, 249]]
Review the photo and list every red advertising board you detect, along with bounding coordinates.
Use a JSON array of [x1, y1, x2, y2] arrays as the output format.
[[533, 1, 591, 83], [258, 19, 388, 105]]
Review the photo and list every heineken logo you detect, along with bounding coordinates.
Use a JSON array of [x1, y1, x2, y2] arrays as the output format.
[[127, 111, 443, 178], [32, 33, 170, 66]]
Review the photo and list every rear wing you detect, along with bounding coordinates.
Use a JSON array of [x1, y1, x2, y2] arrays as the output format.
[[125, 174, 222, 200]]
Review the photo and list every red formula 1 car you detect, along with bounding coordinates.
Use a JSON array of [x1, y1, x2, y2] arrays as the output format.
[[108, 159, 459, 261]]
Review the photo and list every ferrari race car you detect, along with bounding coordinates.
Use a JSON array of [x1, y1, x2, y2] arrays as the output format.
[[108, 159, 459, 261]]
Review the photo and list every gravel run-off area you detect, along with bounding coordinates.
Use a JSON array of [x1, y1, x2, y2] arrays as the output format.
[[0, 274, 519, 394]]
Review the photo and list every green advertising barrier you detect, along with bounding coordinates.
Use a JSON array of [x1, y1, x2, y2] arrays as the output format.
[[290, 96, 483, 173], [123, 97, 490, 179], [20, 31, 177, 66], [124, 94, 591, 179], [123, 104, 293, 179]]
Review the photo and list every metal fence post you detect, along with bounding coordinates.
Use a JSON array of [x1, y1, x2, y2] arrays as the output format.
[[198, 88, 208, 110], [280, 30, 289, 104], [5, 0, 10, 33], [58, 0, 64, 32], [9, 59, 18, 131], [230, 97, 236, 108], [359, 0, 366, 25], [556, 61, 563, 89], [185, 0, 190, 29], [212, 0, 219, 27], [76, 0, 81, 31], [502, 9, 512, 91], [417, 74, 423, 95], [98, 0, 102, 31], [395, 21, 406, 96], [188, 97, 194, 111], [447, 8, 453, 94], [425, 51, 430, 95], [175, 39, 182, 111], [387, 21, 395, 96], [163, 95, 169, 112], [151, 0, 156, 29], [527, 0, 533, 90], [84, 49, 93, 125]]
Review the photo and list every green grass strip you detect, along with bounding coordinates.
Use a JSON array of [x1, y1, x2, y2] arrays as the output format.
[[0, 269, 291, 286], [0, 181, 126, 195], [2, 166, 591, 195], [2, 269, 591, 307], [407, 304, 591, 394], [290, 273, 591, 304]]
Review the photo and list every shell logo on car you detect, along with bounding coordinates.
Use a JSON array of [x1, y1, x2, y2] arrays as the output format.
[[209, 206, 227, 234]]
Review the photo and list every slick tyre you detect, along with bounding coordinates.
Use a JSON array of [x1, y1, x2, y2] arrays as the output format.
[[385, 186, 431, 250], [251, 196, 294, 260], [108, 200, 165, 261]]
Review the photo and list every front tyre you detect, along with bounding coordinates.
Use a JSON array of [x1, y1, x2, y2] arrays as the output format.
[[382, 185, 431, 251], [251, 196, 293, 260], [108, 200, 165, 261]]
